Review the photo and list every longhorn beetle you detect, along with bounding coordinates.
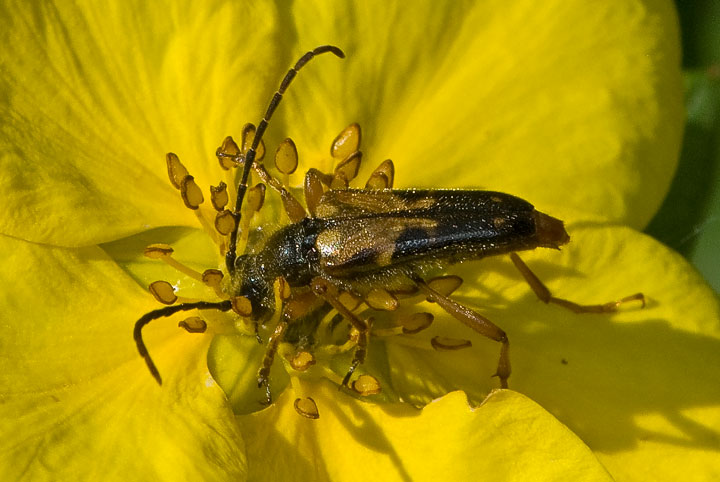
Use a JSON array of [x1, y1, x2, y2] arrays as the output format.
[[134, 45, 644, 404]]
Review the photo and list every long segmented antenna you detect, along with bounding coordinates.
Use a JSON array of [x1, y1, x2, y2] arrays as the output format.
[[225, 45, 346, 273], [134, 300, 232, 385]]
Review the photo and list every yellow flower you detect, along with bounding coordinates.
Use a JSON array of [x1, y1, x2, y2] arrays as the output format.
[[1, 1, 718, 481]]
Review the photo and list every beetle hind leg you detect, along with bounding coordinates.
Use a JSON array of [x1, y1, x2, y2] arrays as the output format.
[[510, 253, 645, 313], [412, 275, 511, 389]]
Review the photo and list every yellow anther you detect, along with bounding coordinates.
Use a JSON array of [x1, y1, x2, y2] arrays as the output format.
[[143, 244, 174, 259], [241, 123, 265, 161], [178, 316, 207, 333], [165, 152, 189, 189], [365, 288, 398, 311], [330, 123, 361, 160], [430, 336, 472, 351], [289, 351, 316, 371], [216, 136, 241, 170], [351, 374, 381, 396], [427, 275, 463, 298], [401, 312, 434, 335], [334, 151, 361, 183], [274, 276, 292, 301], [281, 190, 307, 223], [275, 138, 299, 175], [180, 175, 204, 210], [365, 159, 395, 189], [201, 269, 224, 287], [215, 210, 237, 236], [148, 280, 177, 305], [293, 397, 320, 420], [210, 182, 229, 211], [304, 169, 325, 217], [231, 296, 253, 317], [330, 172, 349, 190], [247, 183, 266, 212]]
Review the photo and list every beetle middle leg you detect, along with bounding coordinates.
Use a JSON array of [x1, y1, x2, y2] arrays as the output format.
[[510, 253, 645, 313], [310, 277, 371, 387]]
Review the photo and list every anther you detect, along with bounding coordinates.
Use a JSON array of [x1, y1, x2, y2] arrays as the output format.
[[201, 269, 225, 298], [215, 210, 237, 235], [304, 169, 325, 217], [334, 151, 362, 183], [241, 123, 265, 162], [330, 123, 361, 160], [148, 280, 177, 305], [180, 175, 204, 210], [178, 316, 207, 333], [351, 374, 381, 396], [431, 336, 473, 351], [247, 184, 266, 212], [365, 159, 395, 189], [166, 153, 189, 189], [289, 351, 316, 371], [210, 182, 229, 210], [231, 296, 253, 317], [216, 136, 241, 170], [294, 397, 320, 419], [401, 312, 434, 334], [427, 275, 464, 298], [275, 138, 299, 175], [365, 288, 398, 311], [144, 244, 174, 258], [144, 244, 204, 281]]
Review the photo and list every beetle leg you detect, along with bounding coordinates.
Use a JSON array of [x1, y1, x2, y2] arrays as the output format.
[[310, 277, 371, 387], [510, 253, 645, 313], [412, 275, 511, 389], [257, 312, 289, 406]]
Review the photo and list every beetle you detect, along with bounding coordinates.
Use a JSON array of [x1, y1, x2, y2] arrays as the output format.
[[134, 45, 644, 403]]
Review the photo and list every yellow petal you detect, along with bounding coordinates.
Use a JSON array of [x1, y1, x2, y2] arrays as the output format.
[[0, 235, 245, 480], [378, 224, 720, 480], [280, 0, 682, 228], [0, 0, 279, 246], [238, 381, 612, 481]]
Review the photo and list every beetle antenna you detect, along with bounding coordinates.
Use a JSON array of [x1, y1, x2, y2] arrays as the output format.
[[225, 45, 345, 273], [134, 300, 233, 384]]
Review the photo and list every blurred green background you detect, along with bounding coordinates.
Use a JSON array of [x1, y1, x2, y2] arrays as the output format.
[[646, 1, 720, 293]]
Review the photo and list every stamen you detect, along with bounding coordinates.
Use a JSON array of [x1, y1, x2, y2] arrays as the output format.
[[304, 169, 325, 217], [351, 374, 381, 396], [330, 171, 349, 190], [275, 138, 299, 175], [215, 210, 237, 236], [241, 123, 265, 162], [148, 280, 177, 305], [201, 269, 225, 298], [144, 244, 204, 282], [330, 123, 361, 160], [166, 152, 189, 189], [365, 288, 398, 311], [401, 312, 434, 334], [427, 275, 463, 298], [180, 175, 204, 210], [289, 351, 316, 371], [334, 151, 361, 183], [294, 397, 320, 419], [430, 336, 472, 351], [231, 296, 253, 317], [365, 159, 395, 189], [210, 182, 229, 210], [247, 184, 266, 212], [216, 136, 241, 170], [178, 316, 207, 333]]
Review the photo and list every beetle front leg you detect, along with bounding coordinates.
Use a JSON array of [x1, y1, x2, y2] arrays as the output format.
[[510, 253, 645, 313], [412, 275, 511, 389]]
